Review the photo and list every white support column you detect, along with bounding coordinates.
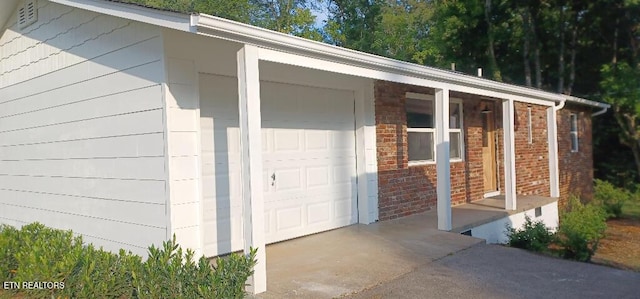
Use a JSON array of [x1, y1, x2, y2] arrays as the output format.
[[237, 45, 267, 294], [502, 99, 517, 210], [547, 107, 560, 197], [435, 88, 452, 231]]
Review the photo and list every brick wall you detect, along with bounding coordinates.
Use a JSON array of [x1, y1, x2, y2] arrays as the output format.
[[514, 102, 551, 196], [375, 81, 484, 220], [557, 104, 594, 206], [374, 80, 594, 220]]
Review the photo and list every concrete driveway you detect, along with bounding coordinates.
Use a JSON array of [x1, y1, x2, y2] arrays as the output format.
[[253, 211, 640, 299], [348, 244, 640, 299]]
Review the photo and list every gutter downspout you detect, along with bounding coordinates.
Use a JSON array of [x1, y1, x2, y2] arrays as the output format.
[[592, 106, 608, 117], [548, 99, 565, 198], [554, 99, 566, 111]]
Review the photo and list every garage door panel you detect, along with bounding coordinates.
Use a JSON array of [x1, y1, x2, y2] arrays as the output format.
[[305, 131, 329, 150], [273, 130, 302, 152], [276, 207, 304, 231], [306, 166, 330, 187], [308, 202, 331, 224], [200, 74, 357, 255], [273, 168, 303, 192]]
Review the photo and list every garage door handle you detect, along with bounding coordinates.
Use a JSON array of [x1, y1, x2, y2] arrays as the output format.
[[271, 173, 276, 186]]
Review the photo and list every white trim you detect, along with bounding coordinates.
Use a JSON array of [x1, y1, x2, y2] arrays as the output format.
[[255, 48, 558, 107], [195, 14, 595, 107], [547, 106, 560, 197], [406, 92, 435, 101], [237, 45, 266, 294], [435, 88, 452, 231], [502, 99, 517, 210], [355, 82, 378, 224], [566, 95, 610, 109], [449, 98, 465, 161], [484, 191, 501, 198], [49, 0, 194, 32], [408, 160, 437, 167], [193, 74, 205, 257]]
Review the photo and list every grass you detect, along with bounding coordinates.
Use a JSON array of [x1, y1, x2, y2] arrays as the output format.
[[621, 198, 640, 219]]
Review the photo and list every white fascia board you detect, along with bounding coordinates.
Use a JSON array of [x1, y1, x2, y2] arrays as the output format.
[[194, 14, 608, 106], [258, 48, 554, 106], [50, 0, 194, 32]]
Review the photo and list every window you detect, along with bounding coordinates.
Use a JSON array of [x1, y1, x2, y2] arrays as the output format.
[[527, 107, 533, 144], [449, 102, 464, 160], [406, 96, 435, 162], [570, 113, 579, 152], [405, 93, 464, 164]]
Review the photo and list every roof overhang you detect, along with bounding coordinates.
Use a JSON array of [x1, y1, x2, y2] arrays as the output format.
[[0, 0, 20, 33], [191, 13, 609, 109], [50, 0, 195, 32], [4, 0, 609, 109]]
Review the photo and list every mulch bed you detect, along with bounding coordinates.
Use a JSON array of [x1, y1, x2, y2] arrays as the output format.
[[592, 218, 640, 272]]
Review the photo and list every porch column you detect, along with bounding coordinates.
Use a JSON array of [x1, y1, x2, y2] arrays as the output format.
[[502, 99, 517, 210], [237, 45, 267, 294], [435, 88, 452, 231], [547, 107, 560, 197]]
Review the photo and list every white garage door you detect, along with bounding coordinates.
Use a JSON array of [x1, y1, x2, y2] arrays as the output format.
[[199, 74, 358, 256]]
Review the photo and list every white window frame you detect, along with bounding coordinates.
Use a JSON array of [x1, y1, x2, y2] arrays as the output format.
[[449, 99, 465, 162], [570, 113, 579, 152], [406, 93, 436, 165], [405, 93, 464, 166]]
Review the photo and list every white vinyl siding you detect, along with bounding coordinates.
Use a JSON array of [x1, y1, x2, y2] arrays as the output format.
[[0, 2, 167, 256]]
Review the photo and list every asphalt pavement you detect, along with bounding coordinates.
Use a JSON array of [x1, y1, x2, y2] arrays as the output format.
[[347, 244, 640, 299]]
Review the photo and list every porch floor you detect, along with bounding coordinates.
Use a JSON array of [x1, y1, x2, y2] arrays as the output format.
[[449, 195, 558, 233], [253, 195, 556, 298]]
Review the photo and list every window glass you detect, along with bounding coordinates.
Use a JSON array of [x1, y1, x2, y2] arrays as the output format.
[[450, 103, 462, 129], [408, 132, 434, 161], [450, 132, 461, 159], [570, 114, 579, 152], [406, 98, 433, 128]]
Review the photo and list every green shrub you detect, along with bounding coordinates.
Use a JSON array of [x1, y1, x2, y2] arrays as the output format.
[[594, 179, 631, 219], [213, 248, 258, 299], [506, 215, 554, 252], [557, 196, 607, 262], [0, 222, 257, 299], [66, 246, 141, 299], [0, 224, 20, 281]]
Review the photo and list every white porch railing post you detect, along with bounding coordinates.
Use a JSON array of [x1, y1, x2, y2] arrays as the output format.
[[435, 88, 452, 231], [503, 99, 517, 210], [237, 45, 267, 294], [547, 107, 560, 197]]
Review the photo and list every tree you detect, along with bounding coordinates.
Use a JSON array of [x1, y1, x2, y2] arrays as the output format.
[[122, 0, 323, 40], [600, 63, 640, 180]]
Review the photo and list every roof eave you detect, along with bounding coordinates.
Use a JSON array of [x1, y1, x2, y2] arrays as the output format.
[[50, 0, 194, 32], [194, 13, 605, 108]]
